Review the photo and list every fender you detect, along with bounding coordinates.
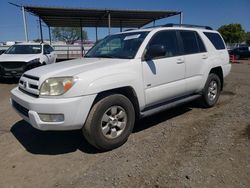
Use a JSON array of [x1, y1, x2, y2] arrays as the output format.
[[85, 72, 146, 109]]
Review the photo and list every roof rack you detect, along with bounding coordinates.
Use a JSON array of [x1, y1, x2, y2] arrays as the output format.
[[163, 23, 213, 30]]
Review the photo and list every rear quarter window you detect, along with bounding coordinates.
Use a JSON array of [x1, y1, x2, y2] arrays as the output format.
[[204, 32, 225, 50]]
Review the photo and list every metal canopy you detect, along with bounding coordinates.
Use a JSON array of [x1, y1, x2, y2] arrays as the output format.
[[23, 5, 181, 28]]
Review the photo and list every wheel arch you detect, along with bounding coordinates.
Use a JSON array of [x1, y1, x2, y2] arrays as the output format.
[[93, 86, 140, 120], [209, 66, 224, 90]]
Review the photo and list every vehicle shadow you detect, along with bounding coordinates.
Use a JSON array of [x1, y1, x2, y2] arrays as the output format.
[[11, 104, 194, 155], [10, 120, 99, 155]]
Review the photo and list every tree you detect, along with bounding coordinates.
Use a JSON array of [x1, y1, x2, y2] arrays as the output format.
[[218, 23, 245, 44], [52, 27, 88, 44], [245, 32, 250, 46]]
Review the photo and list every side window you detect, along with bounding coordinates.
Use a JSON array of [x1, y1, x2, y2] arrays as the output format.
[[204, 32, 225, 50], [43, 45, 50, 54], [180, 30, 199, 54], [196, 32, 206, 53], [44, 45, 54, 54], [147, 30, 179, 58], [48, 45, 54, 52]]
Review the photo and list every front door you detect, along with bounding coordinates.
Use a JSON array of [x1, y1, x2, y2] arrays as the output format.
[[142, 30, 186, 106]]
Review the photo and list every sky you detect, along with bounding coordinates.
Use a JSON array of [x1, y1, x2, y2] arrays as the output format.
[[0, 0, 249, 42]]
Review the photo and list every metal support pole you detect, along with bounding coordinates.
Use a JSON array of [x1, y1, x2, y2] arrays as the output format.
[[95, 26, 98, 41], [22, 6, 28, 42], [80, 20, 84, 57], [39, 17, 43, 43], [108, 12, 111, 35], [153, 20, 156, 27], [48, 26, 52, 45], [180, 12, 183, 25]]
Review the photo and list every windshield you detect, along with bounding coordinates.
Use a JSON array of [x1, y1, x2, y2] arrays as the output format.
[[5, 45, 42, 54], [85, 31, 149, 59]]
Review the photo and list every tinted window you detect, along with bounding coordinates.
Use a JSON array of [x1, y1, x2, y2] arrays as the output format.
[[48, 45, 54, 52], [204, 32, 225, 50], [180, 31, 199, 54], [44, 45, 53, 54], [196, 33, 206, 52], [147, 30, 179, 58]]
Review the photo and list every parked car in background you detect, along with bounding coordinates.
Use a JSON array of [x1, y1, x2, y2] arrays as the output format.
[[0, 43, 56, 78], [229, 46, 250, 59]]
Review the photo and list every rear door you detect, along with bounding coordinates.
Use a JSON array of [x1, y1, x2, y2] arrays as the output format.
[[142, 30, 186, 106], [179, 30, 208, 94]]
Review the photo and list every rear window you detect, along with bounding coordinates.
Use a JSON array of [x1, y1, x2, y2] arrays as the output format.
[[204, 32, 225, 50]]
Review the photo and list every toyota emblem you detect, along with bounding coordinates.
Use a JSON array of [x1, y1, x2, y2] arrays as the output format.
[[23, 81, 27, 88]]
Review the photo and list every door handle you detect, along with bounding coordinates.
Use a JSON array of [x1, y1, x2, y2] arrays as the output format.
[[176, 58, 184, 64], [202, 54, 208, 59]]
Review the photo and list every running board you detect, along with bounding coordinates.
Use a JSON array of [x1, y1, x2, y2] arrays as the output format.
[[140, 94, 201, 118]]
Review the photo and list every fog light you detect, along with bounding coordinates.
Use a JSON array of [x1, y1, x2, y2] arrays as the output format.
[[39, 114, 64, 122]]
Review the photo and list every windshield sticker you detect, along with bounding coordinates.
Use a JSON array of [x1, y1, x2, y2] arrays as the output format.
[[124, 34, 141, 40]]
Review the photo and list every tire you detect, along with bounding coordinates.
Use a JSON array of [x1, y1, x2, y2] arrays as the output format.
[[200, 73, 221, 108], [82, 94, 135, 151]]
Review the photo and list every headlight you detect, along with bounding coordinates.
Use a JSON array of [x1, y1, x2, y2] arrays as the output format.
[[40, 77, 76, 96]]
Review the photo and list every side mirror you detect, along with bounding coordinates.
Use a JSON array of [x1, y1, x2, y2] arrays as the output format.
[[44, 50, 50, 55], [144, 44, 166, 60]]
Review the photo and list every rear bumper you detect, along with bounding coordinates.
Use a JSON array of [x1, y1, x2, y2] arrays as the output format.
[[223, 63, 231, 78], [10, 87, 96, 131]]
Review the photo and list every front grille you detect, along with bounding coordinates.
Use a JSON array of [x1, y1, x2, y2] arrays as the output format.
[[19, 74, 40, 97], [0, 61, 26, 70], [12, 100, 29, 117]]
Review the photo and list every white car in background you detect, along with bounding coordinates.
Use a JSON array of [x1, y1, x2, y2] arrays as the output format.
[[0, 43, 56, 78]]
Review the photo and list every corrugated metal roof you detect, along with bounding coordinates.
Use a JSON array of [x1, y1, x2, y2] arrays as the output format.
[[23, 5, 181, 28]]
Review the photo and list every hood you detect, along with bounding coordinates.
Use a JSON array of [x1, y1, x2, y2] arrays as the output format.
[[0, 54, 41, 62], [24, 57, 130, 81]]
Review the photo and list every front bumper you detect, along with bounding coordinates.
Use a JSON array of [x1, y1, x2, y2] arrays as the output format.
[[0, 68, 24, 78], [10, 87, 96, 131]]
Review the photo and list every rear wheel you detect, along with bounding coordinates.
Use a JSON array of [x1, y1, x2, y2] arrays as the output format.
[[200, 73, 221, 108], [82, 94, 135, 151]]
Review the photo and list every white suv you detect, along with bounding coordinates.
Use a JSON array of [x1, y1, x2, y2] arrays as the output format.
[[11, 24, 231, 150], [0, 43, 56, 78]]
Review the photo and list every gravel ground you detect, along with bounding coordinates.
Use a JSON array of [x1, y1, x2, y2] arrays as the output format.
[[0, 64, 249, 188]]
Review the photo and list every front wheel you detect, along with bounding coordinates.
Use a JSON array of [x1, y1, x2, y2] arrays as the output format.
[[200, 73, 221, 108], [82, 94, 135, 151]]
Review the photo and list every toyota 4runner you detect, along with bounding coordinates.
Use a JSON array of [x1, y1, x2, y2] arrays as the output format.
[[11, 24, 231, 151]]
